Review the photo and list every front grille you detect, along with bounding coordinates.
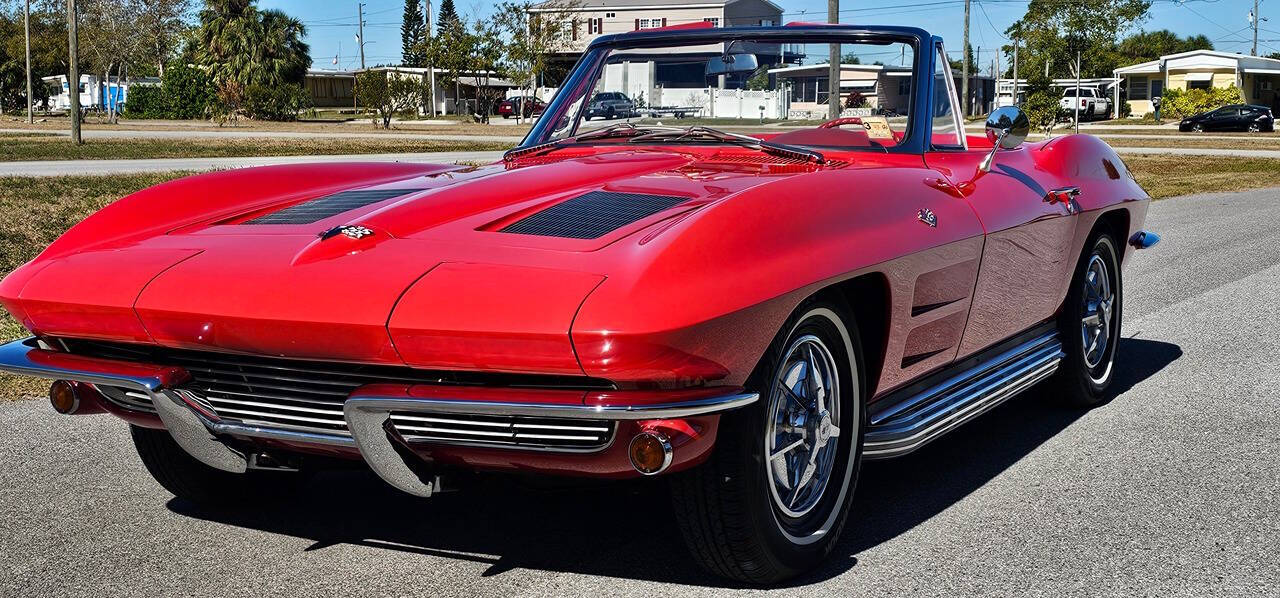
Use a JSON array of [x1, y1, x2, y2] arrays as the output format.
[[63, 339, 615, 451], [498, 191, 689, 239]]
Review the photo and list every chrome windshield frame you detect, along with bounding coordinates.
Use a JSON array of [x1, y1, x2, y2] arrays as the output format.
[[519, 24, 939, 155]]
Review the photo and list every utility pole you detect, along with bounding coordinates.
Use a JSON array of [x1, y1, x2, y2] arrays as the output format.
[[25, 0, 33, 123], [67, 0, 81, 145], [358, 3, 367, 69], [828, 0, 840, 119], [962, 0, 970, 117], [1251, 0, 1263, 56], [1012, 38, 1019, 105], [426, 0, 436, 117], [1074, 49, 1081, 135]]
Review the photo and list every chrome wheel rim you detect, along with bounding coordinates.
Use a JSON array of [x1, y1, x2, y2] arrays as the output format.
[[1080, 254, 1114, 370], [765, 334, 841, 519]]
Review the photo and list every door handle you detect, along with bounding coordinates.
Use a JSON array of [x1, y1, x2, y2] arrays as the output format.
[[1044, 186, 1081, 213]]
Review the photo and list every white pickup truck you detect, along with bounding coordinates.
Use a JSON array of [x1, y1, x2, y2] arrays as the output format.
[[1060, 87, 1112, 120]]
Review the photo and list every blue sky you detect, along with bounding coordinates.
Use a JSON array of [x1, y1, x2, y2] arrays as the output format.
[[261, 0, 1280, 71]]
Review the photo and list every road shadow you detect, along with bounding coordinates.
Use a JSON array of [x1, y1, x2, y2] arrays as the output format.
[[168, 337, 1182, 588]]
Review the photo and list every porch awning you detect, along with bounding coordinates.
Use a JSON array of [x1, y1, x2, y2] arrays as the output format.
[[1243, 68, 1280, 75], [1183, 72, 1215, 82]]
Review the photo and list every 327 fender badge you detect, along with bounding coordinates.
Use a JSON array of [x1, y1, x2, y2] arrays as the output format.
[[918, 208, 937, 228]]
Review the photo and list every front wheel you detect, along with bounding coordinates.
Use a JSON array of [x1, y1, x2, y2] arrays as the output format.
[[131, 425, 308, 507], [1192, 124, 1204, 133], [671, 301, 865, 584], [1051, 232, 1123, 406], [1249, 123, 1261, 132]]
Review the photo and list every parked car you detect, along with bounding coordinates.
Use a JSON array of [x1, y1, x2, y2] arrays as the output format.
[[0, 24, 1158, 586], [1060, 87, 1112, 120], [584, 91, 636, 120], [1179, 104, 1275, 132], [496, 96, 545, 119]]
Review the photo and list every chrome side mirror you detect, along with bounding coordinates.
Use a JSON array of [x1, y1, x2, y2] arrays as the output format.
[[979, 106, 1030, 173]]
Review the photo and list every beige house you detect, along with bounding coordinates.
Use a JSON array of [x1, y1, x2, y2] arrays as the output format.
[[770, 63, 996, 118], [1114, 50, 1280, 117], [531, 0, 785, 55]]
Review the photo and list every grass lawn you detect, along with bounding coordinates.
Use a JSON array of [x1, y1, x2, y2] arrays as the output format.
[[0, 135, 511, 162], [3, 156, 1279, 398], [0, 172, 191, 398], [1124, 155, 1280, 199], [1103, 137, 1280, 151]]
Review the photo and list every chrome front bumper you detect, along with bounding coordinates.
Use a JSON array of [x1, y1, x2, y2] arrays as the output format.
[[0, 337, 758, 495]]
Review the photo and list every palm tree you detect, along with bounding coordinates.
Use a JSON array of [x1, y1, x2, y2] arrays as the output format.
[[196, 0, 309, 88]]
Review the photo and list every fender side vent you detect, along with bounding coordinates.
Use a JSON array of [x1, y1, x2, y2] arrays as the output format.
[[498, 191, 688, 239], [245, 188, 424, 225]]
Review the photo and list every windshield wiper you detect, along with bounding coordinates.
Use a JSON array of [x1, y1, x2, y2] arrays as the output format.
[[627, 126, 826, 164], [503, 123, 684, 162]]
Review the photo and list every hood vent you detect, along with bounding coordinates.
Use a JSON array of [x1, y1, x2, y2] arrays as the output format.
[[498, 191, 688, 239], [245, 188, 423, 225]]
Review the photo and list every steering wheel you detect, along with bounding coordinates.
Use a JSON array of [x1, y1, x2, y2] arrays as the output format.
[[819, 117, 866, 129]]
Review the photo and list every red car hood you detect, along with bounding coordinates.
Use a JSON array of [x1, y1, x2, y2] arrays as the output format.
[[2, 148, 829, 373]]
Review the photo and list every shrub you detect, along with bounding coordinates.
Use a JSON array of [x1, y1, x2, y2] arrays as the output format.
[[121, 64, 215, 120], [244, 84, 312, 121], [844, 90, 868, 109], [123, 85, 167, 118], [1120, 100, 1133, 118], [1160, 85, 1246, 119], [356, 71, 421, 129], [161, 64, 215, 119]]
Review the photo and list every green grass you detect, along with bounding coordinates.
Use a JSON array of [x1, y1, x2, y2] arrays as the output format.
[[0, 135, 511, 162], [1125, 155, 1280, 199], [0, 172, 191, 399]]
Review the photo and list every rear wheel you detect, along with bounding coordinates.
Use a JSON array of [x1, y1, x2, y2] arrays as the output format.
[[1192, 123, 1204, 132], [671, 301, 865, 584], [131, 425, 307, 507], [1051, 232, 1123, 406], [1249, 122, 1261, 132]]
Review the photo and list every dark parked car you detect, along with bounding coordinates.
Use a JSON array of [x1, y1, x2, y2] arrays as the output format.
[[496, 96, 545, 119], [585, 91, 637, 120], [1179, 104, 1275, 132]]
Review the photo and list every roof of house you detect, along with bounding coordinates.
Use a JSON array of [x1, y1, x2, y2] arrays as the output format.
[[770, 62, 994, 79], [530, 0, 781, 12], [1114, 49, 1280, 75]]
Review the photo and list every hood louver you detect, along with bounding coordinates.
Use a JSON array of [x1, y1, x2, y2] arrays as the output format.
[[498, 191, 688, 240], [245, 188, 424, 225]]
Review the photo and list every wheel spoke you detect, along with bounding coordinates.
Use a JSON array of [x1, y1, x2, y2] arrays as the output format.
[[827, 424, 841, 439], [778, 380, 807, 410], [770, 438, 805, 461]]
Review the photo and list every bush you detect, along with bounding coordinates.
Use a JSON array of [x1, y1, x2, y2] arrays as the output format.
[[244, 84, 312, 121], [1160, 85, 1246, 119], [1120, 100, 1133, 118], [161, 64, 215, 119], [122, 63, 215, 119], [123, 85, 167, 118]]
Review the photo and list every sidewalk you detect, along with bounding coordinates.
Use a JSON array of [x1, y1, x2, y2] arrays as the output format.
[[0, 150, 505, 177]]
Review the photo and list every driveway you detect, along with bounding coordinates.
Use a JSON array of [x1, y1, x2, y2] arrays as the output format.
[[1, 187, 1278, 596]]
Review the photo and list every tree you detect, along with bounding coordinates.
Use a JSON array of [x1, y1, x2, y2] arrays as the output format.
[[436, 0, 458, 30], [421, 11, 474, 114], [1115, 30, 1211, 65], [1003, 0, 1152, 81], [401, 0, 425, 67], [0, 2, 68, 113], [356, 69, 420, 128], [469, 17, 504, 122], [137, 0, 193, 76], [492, 0, 579, 122], [196, 0, 310, 89], [1022, 70, 1061, 135]]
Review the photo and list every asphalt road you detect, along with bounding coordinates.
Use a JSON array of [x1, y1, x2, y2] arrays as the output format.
[[2, 187, 1279, 597]]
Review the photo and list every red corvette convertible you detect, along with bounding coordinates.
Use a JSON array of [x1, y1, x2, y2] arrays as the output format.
[[0, 25, 1157, 584]]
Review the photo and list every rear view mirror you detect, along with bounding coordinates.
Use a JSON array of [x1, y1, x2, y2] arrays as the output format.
[[706, 53, 760, 76]]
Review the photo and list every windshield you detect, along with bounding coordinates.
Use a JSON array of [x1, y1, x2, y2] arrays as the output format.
[[541, 36, 917, 151]]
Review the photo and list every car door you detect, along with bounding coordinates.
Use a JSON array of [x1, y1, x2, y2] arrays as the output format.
[[1205, 107, 1234, 131], [922, 47, 1080, 358]]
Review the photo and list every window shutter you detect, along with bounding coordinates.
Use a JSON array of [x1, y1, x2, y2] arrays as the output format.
[[635, 18, 640, 30], [661, 18, 667, 27], [572, 21, 578, 40]]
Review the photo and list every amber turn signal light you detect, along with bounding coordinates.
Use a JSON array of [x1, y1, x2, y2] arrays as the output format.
[[628, 430, 673, 476], [49, 380, 80, 415]]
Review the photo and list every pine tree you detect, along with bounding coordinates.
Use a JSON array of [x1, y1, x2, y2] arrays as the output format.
[[437, 0, 460, 32], [401, 0, 426, 66]]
